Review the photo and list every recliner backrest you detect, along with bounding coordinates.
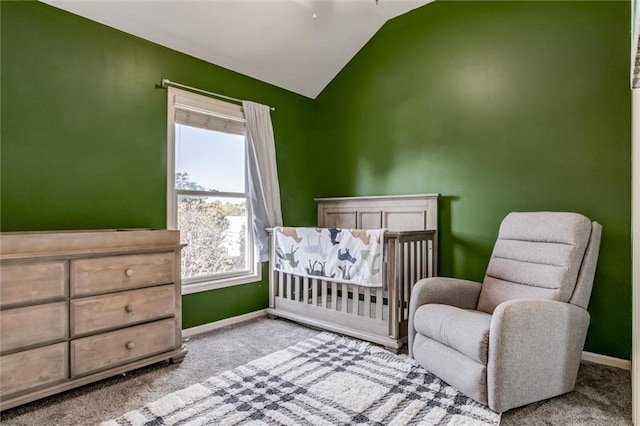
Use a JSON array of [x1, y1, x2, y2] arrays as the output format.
[[569, 221, 602, 309], [477, 212, 593, 314]]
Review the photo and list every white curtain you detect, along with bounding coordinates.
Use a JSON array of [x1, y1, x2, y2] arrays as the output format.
[[243, 101, 283, 262]]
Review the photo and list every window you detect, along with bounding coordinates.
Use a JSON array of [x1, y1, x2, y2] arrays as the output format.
[[167, 88, 260, 294]]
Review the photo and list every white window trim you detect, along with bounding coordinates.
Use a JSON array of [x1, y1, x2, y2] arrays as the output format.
[[166, 87, 261, 295]]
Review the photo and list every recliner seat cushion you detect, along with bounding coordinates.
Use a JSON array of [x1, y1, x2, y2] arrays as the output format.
[[413, 304, 492, 364]]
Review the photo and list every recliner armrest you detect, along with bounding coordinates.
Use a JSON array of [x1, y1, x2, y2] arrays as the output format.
[[410, 277, 482, 311], [408, 277, 482, 358], [487, 299, 590, 412]]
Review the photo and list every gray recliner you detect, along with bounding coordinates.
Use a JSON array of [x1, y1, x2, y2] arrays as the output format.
[[408, 212, 602, 413]]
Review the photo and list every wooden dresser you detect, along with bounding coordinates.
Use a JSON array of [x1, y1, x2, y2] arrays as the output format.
[[0, 229, 187, 411]]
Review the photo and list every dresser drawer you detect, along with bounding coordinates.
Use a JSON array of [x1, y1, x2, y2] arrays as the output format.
[[0, 261, 67, 307], [1, 302, 68, 354], [0, 343, 68, 397], [70, 285, 175, 337], [71, 318, 176, 377], [70, 252, 175, 296]]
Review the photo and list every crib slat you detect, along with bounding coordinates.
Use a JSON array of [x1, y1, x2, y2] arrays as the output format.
[[410, 241, 416, 292], [312, 279, 318, 306], [408, 241, 414, 298], [375, 289, 383, 320], [408, 241, 419, 320], [408, 242, 413, 293], [278, 271, 284, 298], [286, 274, 292, 300], [398, 242, 411, 291], [331, 282, 338, 311], [424, 240, 429, 277], [409, 241, 417, 318], [408, 241, 418, 304], [420, 240, 426, 278], [352, 286, 358, 316], [342, 284, 349, 313], [416, 241, 422, 280], [415, 240, 420, 280], [293, 275, 297, 301], [364, 288, 371, 318], [303, 277, 309, 304], [432, 233, 438, 277], [401, 242, 409, 324], [269, 263, 276, 308], [413, 240, 421, 315], [321, 280, 327, 308], [297, 276, 301, 302], [410, 241, 420, 308], [398, 252, 404, 324], [427, 241, 434, 277]]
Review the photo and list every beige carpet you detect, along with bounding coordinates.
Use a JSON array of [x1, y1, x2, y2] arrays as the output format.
[[0, 317, 632, 425]]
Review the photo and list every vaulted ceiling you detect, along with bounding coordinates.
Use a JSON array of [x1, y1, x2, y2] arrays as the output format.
[[41, 0, 432, 98]]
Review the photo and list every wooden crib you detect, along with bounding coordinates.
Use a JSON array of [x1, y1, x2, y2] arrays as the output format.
[[267, 194, 439, 351]]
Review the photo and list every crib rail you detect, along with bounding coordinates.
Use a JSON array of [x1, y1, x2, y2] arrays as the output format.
[[267, 229, 436, 350]]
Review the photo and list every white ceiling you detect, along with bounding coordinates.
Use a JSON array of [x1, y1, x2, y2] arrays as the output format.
[[41, 0, 432, 98]]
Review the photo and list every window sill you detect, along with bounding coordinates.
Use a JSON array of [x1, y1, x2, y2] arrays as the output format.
[[181, 268, 262, 295]]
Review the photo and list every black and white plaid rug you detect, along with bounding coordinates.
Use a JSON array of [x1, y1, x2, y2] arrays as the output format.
[[102, 332, 500, 426]]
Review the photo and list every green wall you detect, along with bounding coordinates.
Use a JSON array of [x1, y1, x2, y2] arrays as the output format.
[[0, 1, 317, 328], [315, 1, 632, 359]]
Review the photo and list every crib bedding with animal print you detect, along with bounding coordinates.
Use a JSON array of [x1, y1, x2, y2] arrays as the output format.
[[273, 227, 385, 287]]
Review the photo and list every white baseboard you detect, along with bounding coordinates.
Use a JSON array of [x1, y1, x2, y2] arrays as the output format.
[[581, 351, 631, 370], [182, 309, 267, 338]]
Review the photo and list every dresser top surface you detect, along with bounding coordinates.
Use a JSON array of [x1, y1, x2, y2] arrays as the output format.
[[0, 229, 182, 261]]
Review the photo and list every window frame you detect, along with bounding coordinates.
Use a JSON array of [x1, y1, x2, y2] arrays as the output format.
[[166, 87, 261, 295]]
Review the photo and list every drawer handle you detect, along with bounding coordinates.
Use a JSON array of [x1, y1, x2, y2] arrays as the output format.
[[125, 269, 135, 277], [125, 341, 135, 350], [125, 304, 134, 313]]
